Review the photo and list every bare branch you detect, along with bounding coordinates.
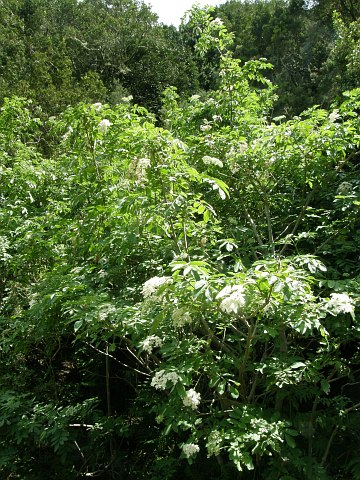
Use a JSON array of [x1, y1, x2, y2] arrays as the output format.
[[84, 341, 150, 377]]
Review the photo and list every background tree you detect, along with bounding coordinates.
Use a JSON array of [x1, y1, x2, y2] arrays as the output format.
[[0, 0, 199, 115], [183, 0, 359, 116]]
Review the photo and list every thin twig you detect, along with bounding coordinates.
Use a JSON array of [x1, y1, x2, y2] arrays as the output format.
[[321, 402, 360, 467], [242, 202, 263, 247], [264, 200, 274, 254], [201, 319, 235, 355], [84, 341, 150, 377], [335, 150, 360, 172], [279, 189, 315, 255], [321, 425, 339, 467]]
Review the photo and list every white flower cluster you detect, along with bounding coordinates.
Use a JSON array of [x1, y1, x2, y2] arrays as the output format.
[[151, 370, 180, 390], [183, 389, 201, 410], [206, 430, 222, 457], [62, 126, 73, 141], [202, 156, 223, 168], [327, 293, 355, 317], [329, 109, 341, 123], [172, 307, 192, 328], [121, 95, 133, 103], [210, 17, 223, 26], [216, 284, 246, 315], [200, 124, 212, 132], [182, 443, 200, 458], [238, 141, 248, 154], [98, 119, 111, 134], [136, 157, 151, 179], [140, 335, 163, 354], [336, 181, 353, 195], [142, 276, 171, 298], [98, 304, 116, 321], [92, 102, 102, 111]]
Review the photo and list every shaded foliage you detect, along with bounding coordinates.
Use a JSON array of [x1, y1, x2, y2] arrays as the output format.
[[0, 0, 198, 115]]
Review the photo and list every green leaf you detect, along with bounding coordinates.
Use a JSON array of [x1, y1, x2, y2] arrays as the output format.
[[203, 209, 210, 222], [150, 311, 165, 334], [291, 362, 306, 369], [229, 385, 239, 399], [74, 320, 83, 332], [285, 433, 296, 448], [320, 379, 330, 394]]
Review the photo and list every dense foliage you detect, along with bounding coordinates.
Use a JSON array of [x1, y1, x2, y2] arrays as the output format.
[[0, 0, 359, 117], [0, 0, 198, 114], [211, 0, 360, 115], [1, 5, 360, 480]]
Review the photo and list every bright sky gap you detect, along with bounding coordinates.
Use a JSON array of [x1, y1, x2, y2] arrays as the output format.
[[146, 1, 228, 26]]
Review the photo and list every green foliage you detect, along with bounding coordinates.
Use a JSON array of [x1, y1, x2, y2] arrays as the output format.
[[320, 13, 360, 103], [0, 7, 360, 479], [210, 0, 359, 116], [0, 0, 198, 115]]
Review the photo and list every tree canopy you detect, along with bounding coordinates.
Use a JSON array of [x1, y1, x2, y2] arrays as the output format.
[[0, 0, 359, 116], [0, 0, 199, 114]]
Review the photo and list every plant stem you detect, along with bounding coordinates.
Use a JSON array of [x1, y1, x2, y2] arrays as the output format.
[[105, 343, 115, 479]]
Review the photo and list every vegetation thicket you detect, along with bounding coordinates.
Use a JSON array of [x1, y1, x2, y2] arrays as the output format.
[[0, 0, 359, 117], [0, 3, 360, 480]]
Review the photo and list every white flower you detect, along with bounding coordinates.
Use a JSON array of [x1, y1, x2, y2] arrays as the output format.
[[136, 157, 151, 182], [210, 17, 223, 26], [92, 102, 102, 111], [217, 284, 246, 315], [129, 157, 151, 185], [182, 443, 200, 458], [172, 308, 192, 328], [140, 335, 163, 354], [206, 430, 222, 457], [329, 109, 341, 123], [139, 158, 150, 167], [327, 293, 355, 317], [200, 124, 212, 132], [98, 304, 116, 321], [62, 126, 73, 140], [238, 141, 248, 154], [98, 119, 111, 134], [202, 156, 223, 168], [151, 370, 180, 390], [142, 276, 171, 298], [183, 389, 201, 410], [336, 181, 352, 195], [121, 95, 133, 103]]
